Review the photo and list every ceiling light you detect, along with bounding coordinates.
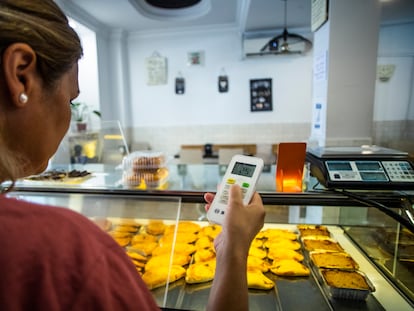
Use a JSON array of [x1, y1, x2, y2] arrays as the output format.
[[128, 0, 211, 21]]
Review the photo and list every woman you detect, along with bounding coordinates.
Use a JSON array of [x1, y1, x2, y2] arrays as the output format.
[[0, 1, 265, 310]]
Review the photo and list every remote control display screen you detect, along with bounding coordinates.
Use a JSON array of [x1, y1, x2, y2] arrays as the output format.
[[231, 162, 256, 177]]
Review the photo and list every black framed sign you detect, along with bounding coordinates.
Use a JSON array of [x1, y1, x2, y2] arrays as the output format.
[[250, 78, 272, 112]]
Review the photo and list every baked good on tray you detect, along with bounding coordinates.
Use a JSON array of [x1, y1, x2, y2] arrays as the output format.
[[321, 269, 370, 290], [297, 224, 330, 237], [247, 268, 275, 290], [185, 260, 216, 284], [142, 265, 186, 290], [267, 248, 304, 262], [264, 238, 301, 251], [310, 251, 359, 270], [302, 237, 344, 252], [270, 259, 310, 277]]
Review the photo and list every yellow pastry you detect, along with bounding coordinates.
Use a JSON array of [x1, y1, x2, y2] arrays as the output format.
[[113, 224, 140, 233], [195, 236, 214, 249], [270, 259, 310, 277], [199, 224, 222, 239], [131, 233, 158, 244], [152, 243, 196, 257], [267, 248, 304, 262], [194, 248, 216, 263], [112, 236, 131, 247], [164, 221, 201, 235], [145, 253, 191, 271], [126, 251, 147, 262], [261, 228, 298, 241], [247, 256, 270, 273], [264, 238, 301, 251], [142, 265, 186, 290], [146, 220, 166, 235], [128, 242, 158, 257], [159, 232, 198, 244], [247, 268, 275, 290], [109, 231, 133, 239], [248, 246, 267, 259], [185, 260, 216, 284]]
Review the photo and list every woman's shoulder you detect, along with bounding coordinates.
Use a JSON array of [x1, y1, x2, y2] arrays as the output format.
[[0, 195, 114, 251]]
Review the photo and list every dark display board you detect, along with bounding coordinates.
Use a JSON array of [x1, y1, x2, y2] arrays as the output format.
[[250, 78, 272, 112]]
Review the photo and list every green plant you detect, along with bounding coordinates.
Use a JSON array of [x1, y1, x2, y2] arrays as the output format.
[[70, 102, 101, 122]]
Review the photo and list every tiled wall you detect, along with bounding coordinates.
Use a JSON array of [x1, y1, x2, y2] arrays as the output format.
[[128, 123, 311, 157], [127, 120, 414, 158]]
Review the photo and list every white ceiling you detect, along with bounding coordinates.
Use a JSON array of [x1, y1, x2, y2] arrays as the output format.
[[66, 0, 414, 34]]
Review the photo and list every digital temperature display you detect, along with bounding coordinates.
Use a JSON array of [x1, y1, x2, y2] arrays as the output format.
[[231, 162, 256, 177]]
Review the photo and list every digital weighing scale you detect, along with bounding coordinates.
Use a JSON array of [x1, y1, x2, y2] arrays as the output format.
[[306, 146, 414, 190]]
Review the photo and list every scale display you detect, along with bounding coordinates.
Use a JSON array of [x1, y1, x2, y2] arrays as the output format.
[[306, 146, 414, 190]]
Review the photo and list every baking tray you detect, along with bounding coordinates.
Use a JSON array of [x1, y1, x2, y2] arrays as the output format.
[[145, 223, 384, 310]]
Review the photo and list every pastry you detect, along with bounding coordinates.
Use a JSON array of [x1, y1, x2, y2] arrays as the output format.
[[146, 220, 166, 235], [195, 236, 214, 250], [145, 253, 191, 271], [248, 246, 267, 259], [302, 237, 343, 252], [247, 256, 270, 273], [164, 221, 201, 235], [199, 224, 222, 239], [185, 260, 216, 284], [310, 251, 359, 270], [109, 231, 133, 239], [131, 233, 158, 244], [321, 269, 371, 290], [267, 248, 304, 262], [142, 265, 186, 290], [247, 268, 275, 290], [194, 248, 216, 263], [128, 242, 158, 257], [270, 259, 310, 277], [260, 228, 298, 241], [159, 232, 198, 244], [297, 225, 330, 237], [152, 243, 196, 257], [251, 238, 264, 248], [113, 224, 139, 233], [264, 238, 301, 251], [112, 236, 131, 247], [126, 251, 147, 262]]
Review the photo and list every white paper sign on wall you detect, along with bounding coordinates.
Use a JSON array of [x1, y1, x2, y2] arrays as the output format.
[[146, 52, 168, 85]]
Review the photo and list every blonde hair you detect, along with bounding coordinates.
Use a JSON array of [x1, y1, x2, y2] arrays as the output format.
[[0, 0, 83, 186]]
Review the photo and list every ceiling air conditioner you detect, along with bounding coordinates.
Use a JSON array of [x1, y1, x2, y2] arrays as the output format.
[[242, 31, 312, 58]]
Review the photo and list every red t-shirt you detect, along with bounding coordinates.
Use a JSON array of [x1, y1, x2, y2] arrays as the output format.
[[0, 195, 160, 310]]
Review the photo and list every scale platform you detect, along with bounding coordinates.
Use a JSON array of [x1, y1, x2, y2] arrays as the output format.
[[306, 146, 414, 190]]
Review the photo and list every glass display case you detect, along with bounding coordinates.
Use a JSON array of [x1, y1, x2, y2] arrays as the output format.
[[10, 163, 414, 311]]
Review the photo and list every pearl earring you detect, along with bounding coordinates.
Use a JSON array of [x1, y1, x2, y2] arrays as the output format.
[[19, 93, 28, 104]]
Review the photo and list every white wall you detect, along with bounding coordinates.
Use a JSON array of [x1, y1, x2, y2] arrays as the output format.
[[127, 27, 313, 127], [71, 19, 414, 155], [374, 23, 414, 121]]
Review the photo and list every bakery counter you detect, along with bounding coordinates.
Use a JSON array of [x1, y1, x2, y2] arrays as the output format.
[[5, 190, 414, 311]]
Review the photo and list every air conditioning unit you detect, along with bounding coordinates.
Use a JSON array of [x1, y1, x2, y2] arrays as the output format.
[[242, 30, 312, 59]]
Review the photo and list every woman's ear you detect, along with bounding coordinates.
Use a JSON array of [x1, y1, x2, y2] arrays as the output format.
[[2, 43, 38, 107]]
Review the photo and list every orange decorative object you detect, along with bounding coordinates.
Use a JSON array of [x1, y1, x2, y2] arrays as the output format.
[[276, 142, 307, 192]]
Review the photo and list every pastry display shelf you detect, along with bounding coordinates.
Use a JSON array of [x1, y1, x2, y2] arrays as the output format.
[[6, 188, 414, 311]]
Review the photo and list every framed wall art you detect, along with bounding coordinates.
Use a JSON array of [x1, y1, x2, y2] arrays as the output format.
[[250, 78, 272, 112], [145, 51, 168, 85]]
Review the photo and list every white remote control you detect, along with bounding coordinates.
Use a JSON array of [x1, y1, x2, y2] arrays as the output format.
[[207, 155, 264, 225]]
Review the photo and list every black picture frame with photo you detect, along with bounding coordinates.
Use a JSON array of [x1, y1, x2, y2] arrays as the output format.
[[250, 78, 272, 112]]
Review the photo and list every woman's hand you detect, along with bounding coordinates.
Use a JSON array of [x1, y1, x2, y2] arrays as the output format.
[[204, 185, 265, 256]]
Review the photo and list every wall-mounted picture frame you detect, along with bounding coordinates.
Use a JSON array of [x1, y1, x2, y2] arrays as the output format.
[[145, 51, 168, 85], [187, 51, 205, 66], [250, 78, 272, 112]]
